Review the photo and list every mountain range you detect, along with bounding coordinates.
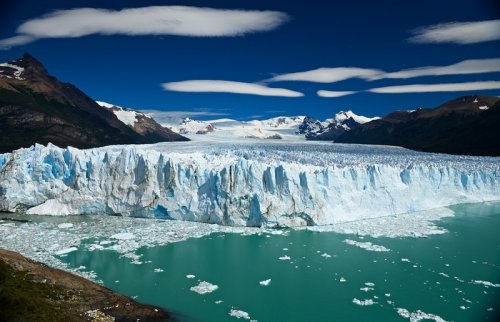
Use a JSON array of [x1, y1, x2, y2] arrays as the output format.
[[0, 53, 498, 156], [0, 53, 187, 153]]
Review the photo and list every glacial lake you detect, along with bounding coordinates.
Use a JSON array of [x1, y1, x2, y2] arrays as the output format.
[[56, 202, 500, 322]]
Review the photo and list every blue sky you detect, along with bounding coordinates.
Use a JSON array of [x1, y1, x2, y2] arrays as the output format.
[[1, 0, 499, 120]]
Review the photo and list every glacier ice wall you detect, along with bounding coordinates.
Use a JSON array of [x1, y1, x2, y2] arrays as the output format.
[[0, 143, 498, 227]]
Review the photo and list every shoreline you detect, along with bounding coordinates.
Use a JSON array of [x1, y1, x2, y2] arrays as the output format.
[[0, 248, 171, 322]]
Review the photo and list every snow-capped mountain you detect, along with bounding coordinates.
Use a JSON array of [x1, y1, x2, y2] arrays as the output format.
[[95, 101, 188, 141], [0, 53, 187, 153], [164, 116, 306, 141], [298, 110, 380, 141]]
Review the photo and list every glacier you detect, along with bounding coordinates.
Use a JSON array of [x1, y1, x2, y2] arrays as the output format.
[[0, 141, 498, 227]]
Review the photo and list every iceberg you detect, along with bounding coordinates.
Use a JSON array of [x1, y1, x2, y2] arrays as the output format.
[[0, 142, 498, 227]]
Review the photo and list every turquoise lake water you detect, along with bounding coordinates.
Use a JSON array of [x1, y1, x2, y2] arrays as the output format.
[[62, 202, 500, 322]]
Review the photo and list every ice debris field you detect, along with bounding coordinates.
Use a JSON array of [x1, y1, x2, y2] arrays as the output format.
[[0, 141, 498, 227]]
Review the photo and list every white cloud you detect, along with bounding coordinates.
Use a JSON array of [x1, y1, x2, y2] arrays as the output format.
[[267, 67, 383, 83], [317, 90, 356, 97], [267, 58, 500, 85], [408, 19, 500, 44], [375, 58, 500, 80], [162, 80, 303, 97], [368, 81, 500, 93], [0, 6, 289, 48]]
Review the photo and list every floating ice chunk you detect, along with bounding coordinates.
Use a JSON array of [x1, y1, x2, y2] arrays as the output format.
[[229, 309, 250, 320], [352, 298, 376, 306], [365, 282, 375, 287], [153, 268, 164, 273], [396, 308, 448, 322], [57, 223, 73, 229], [186, 274, 196, 279], [360, 287, 374, 292], [344, 239, 390, 252], [215, 300, 223, 304], [279, 255, 291, 261], [54, 247, 78, 255], [259, 279, 271, 286], [339, 277, 347, 282], [439, 272, 450, 278], [401, 258, 411, 262], [385, 293, 391, 297], [471, 280, 500, 288], [283, 248, 288, 251], [321, 253, 331, 258], [111, 232, 135, 240], [190, 281, 218, 294]]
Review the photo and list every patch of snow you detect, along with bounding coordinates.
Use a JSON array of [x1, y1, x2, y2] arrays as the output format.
[[229, 309, 251, 320], [344, 239, 390, 252], [352, 298, 377, 306], [478, 105, 489, 110], [396, 308, 448, 322], [190, 281, 218, 294], [111, 232, 135, 240], [0, 62, 24, 80], [57, 223, 73, 229], [471, 280, 500, 288], [54, 247, 78, 255], [259, 279, 271, 286]]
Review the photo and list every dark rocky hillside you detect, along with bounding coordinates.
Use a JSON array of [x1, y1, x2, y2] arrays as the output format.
[[0, 53, 187, 153], [336, 95, 500, 156]]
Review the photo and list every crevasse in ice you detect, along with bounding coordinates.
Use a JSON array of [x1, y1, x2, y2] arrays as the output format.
[[0, 142, 498, 226]]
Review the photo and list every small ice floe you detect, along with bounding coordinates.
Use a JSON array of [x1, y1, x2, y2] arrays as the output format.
[[360, 287, 374, 292], [229, 309, 250, 320], [470, 280, 500, 288], [401, 258, 411, 262], [343, 239, 390, 252], [186, 274, 196, 279], [259, 279, 271, 286], [439, 272, 450, 278], [487, 307, 493, 311], [459, 306, 467, 310], [365, 282, 375, 287], [279, 255, 291, 261], [190, 281, 218, 294], [153, 268, 164, 273], [321, 253, 332, 258], [385, 293, 391, 297], [352, 298, 376, 306], [339, 277, 347, 283], [283, 248, 288, 251], [110, 232, 135, 240], [215, 300, 223, 304], [99, 240, 113, 245], [57, 223, 73, 229], [88, 244, 104, 251], [54, 247, 78, 255], [396, 308, 448, 322]]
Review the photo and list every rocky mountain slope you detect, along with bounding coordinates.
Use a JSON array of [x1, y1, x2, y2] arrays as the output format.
[[297, 110, 379, 140], [0, 53, 187, 153], [336, 95, 500, 156]]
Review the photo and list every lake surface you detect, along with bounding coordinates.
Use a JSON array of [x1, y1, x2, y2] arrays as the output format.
[[60, 202, 500, 322]]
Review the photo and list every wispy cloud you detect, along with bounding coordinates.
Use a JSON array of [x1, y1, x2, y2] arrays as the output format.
[[162, 80, 303, 97], [0, 6, 289, 49], [317, 90, 356, 97], [376, 58, 500, 79], [267, 67, 383, 83], [269, 58, 500, 85], [368, 81, 500, 93], [408, 19, 500, 44]]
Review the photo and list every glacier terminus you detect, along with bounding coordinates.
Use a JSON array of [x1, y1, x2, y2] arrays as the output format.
[[0, 141, 498, 227]]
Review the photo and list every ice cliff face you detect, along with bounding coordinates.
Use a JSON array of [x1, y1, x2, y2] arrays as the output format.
[[0, 143, 498, 227]]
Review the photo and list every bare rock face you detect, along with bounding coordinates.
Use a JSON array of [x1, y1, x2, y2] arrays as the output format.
[[0, 53, 188, 153]]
